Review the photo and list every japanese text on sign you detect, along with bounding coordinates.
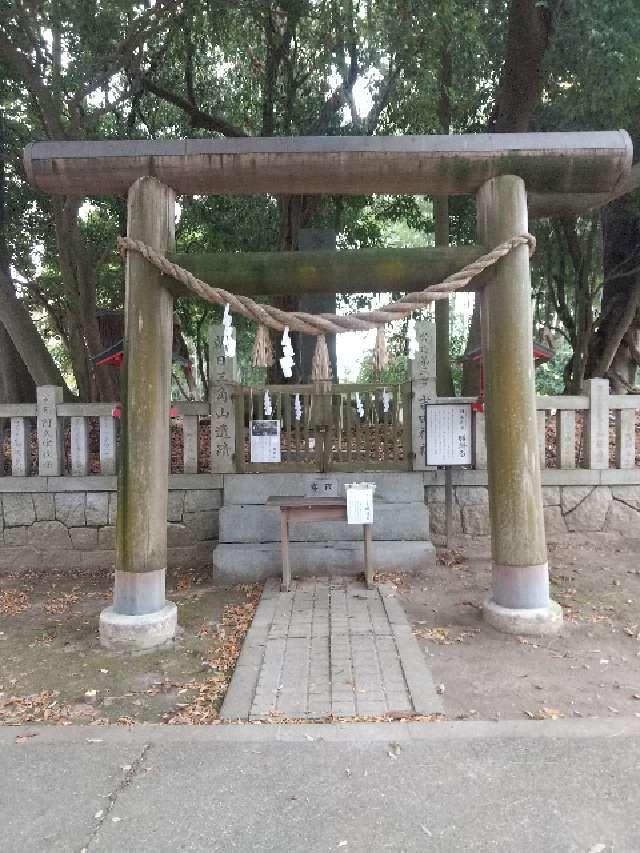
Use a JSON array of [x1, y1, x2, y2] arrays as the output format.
[[425, 404, 472, 466], [346, 483, 375, 525], [250, 420, 281, 463]]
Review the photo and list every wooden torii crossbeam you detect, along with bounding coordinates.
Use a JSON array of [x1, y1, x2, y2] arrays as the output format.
[[25, 131, 631, 209], [23, 131, 634, 650]]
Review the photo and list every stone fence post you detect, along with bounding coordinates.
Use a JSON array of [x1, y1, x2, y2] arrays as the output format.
[[410, 320, 436, 471], [473, 410, 487, 469], [585, 378, 609, 470], [11, 416, 31, 477], [208, 324, 239, 474], [37, 385, 63, 476]]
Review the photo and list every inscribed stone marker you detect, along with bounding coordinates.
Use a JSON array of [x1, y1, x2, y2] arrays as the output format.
[[37, 385, 63, 476], [208, 323, 237, 473]]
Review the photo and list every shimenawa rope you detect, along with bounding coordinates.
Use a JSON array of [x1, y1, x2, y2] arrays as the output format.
[[117, 233, 535, 336]]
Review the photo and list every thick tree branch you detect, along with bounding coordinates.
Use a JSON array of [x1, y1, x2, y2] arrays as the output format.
[[0, 40, 66, 138], [593, 276, 640, 376], [0, 269, 70, 394], [623, 331, 640, 367], [366, 62, 398, 135], [72, 0, 179, 104], [141, 78, 249, 137]]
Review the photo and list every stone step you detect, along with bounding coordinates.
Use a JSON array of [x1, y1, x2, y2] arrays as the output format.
[[213, 541, 436, 583], [222, 472, 425, 505], [218, 502, 430, 543]]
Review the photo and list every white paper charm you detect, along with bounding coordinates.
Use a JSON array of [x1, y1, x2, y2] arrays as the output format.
[[382, 388, 391, 413], [280, 325, 295, 378], [222, 303, 236, 358], [294, 393, 303, 422], [355, 392, 365, 418], [407, 318, 420, 361], [263, 390, 273, 417]]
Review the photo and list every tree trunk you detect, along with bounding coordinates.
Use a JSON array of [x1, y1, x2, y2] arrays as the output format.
[[0, 270, 70, 395], [491, 0, 552, 133], [268, 195, 321, 383], [587, 195, 640, 387], [0, 325, 36, 402], [297, 229, 338, 383], [52, 199, 118, 401], [0, 153, 68, 401], [434, 34, 454, 396], [434, 197, 454, 395], [462, 0, 553, 395]]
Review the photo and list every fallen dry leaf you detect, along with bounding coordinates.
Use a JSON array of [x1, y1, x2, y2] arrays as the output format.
[[415, 625, 479, 645], [44, 592, 79, 615], [525, 707, 564, 721], [438, 548, 466, 568], [0, 690, 98, 725], [164, 584, 261, 725], [0, 590, 30, 615], [175, 573, 193, 592], [15, 732, 38, 743]]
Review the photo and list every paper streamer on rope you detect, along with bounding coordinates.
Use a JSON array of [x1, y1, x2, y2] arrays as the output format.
[[355, 392, 364, 418], [222, 303, 236, 358], [251, 323, 274, 368], [263, 390, 273, 417], [280, 326, 294, 378], [407, 318, 419, 360], [294, 393, 303, 422], [382, 388, 391, 413]]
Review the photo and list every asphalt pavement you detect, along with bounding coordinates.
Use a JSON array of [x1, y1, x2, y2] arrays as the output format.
[[2, 718, 639, 852]]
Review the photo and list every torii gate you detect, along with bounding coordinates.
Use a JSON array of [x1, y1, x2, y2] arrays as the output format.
[[25, 132, 633, 650]]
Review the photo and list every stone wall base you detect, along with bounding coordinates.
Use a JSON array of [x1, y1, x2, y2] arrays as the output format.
[[426, 484, 640, 539], [0, 488, 221, 572], [2, 478, 638, 573]]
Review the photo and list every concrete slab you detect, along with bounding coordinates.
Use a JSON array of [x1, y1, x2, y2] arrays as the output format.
[[222, 472, 425, 504], [213, 540, 436, 582], [218, 502, 430, 543], [220, 577, 444, 721], [0, 735, 144, 853], [5, 719, 639, 853]]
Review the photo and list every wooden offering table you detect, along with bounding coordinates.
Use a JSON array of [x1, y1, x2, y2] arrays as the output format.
[[266, 496, 374, 591]]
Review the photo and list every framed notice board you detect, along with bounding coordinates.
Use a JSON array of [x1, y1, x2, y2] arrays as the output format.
[[425, 403, 472, 466], [250, 420, 281, 463]]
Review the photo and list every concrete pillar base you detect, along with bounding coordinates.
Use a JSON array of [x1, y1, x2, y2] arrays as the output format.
[[483, 597, 563, 636], [99, 602, 177, 651]]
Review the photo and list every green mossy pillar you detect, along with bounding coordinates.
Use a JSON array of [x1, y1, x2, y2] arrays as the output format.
[[477, 175, 561, 634], [100, 176, 177, 649]]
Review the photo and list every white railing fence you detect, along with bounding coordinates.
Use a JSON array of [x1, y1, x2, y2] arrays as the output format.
[[0, 378, 638, 479], [0, 388, 212, 478], [470, 378, 638, 471]]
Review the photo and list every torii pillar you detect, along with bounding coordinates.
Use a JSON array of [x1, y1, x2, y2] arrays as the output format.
[[99, 177, 178, 649], [477, 175, 562, 635]]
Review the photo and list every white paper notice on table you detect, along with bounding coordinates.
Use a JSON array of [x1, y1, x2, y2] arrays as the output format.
[[425, 403, 472, 466], [250, 420, 281, 463], [346, 486, 374, 525]]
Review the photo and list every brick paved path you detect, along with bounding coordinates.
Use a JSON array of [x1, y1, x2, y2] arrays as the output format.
[[221, 577, 444, 721]]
